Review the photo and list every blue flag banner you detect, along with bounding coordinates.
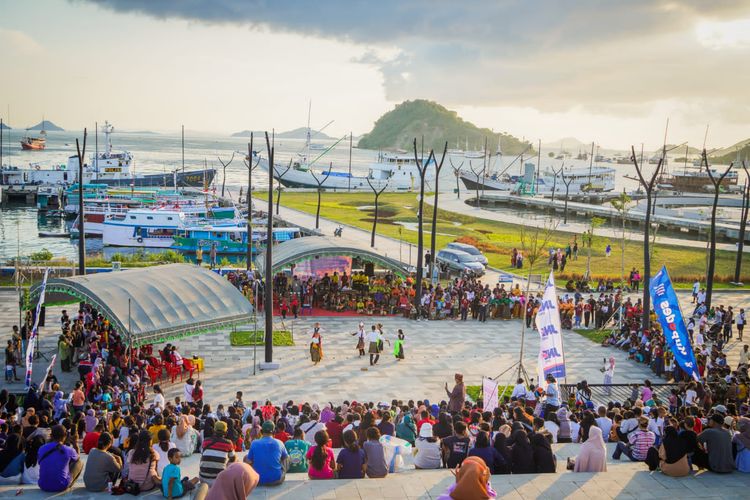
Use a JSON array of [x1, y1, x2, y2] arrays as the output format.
[[649, 266, 701, 381]]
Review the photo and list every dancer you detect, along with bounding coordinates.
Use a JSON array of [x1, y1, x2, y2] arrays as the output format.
[[602, 356, 615, 396], [393, 329, 405, 361], [310, 323, 323, 366], [351, 322, 366, 357], [367, 326, 383, 366]]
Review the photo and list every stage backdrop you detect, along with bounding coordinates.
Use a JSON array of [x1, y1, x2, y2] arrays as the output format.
[[293, 256, 352, 279]]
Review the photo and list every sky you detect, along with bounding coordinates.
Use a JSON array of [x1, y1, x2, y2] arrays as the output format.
[[1, 0, 749, 150]]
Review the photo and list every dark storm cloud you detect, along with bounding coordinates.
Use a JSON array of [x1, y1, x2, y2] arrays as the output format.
[[84, 0, 750, 115]]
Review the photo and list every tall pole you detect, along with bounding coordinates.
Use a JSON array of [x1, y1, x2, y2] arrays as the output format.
[[1, 118, 3, 168], [536, 139, 541, 195], [181, 125, 185, 173], [246, 136, 254, 271], [734, 164, 749, 283], [588, 141, 594, 185], [128, 298, 133, 371], [76, 129, 88, 276], [348, 132, 352, 192], [264, 132, 274, 364]]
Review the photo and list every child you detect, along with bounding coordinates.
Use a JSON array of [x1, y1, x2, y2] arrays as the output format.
[[232, 391, 245, 411], [305, 430, 335, 479], [336, 429, 366, 479], [363, 427, 387, 478], [161, 448, 198, 499], [274, 422, 291, 443], [285, 428, 311, 473]]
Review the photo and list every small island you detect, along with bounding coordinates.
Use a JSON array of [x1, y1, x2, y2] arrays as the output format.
[[26, 120, 64, 131], [232, 127, 335, 140]]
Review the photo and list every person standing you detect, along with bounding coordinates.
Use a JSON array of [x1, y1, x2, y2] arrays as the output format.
[[605, 244, 611, 258], [737, 308, 746, 341], [393, 329, 405, 361], [351, 322, 366, 357], [209, 243, 217, 269], [195, 245, 203, 267], [692, 280, 700, 303], [543, 374, 560, 415], [602, 357, 615, 396], [723, 306, 734, 343], [445, 373, 466, 414], [366, 325, 382, 366], [310, 324, 323, 366]]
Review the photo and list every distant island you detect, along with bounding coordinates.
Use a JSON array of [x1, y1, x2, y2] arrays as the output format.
[[0, 122, 10, 130], [27, 120, 64, 131], [665, 144, 701, 155], [357, 100, 533, 155], [123, 130, 160, 135], [541, 137, 589, 150], [232, 127, 335, 140]]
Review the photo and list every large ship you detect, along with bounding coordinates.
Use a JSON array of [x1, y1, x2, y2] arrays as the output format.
[[1, 121, 214, 188], [658, 167, 739, 193]]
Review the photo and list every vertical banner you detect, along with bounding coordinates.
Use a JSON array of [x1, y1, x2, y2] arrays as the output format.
[[38, 354, 57, 393], [649, 266, 701, 381], [535, 271, 566, 383], [25, 268, 49, 389], [482, 377, 499, 413]]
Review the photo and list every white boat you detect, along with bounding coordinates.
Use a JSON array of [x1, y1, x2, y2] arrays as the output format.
[[461, 163, 616, 195], [102, 209, 188, 248], [464, 150, 485, 159], [259, 152, 436, 191]]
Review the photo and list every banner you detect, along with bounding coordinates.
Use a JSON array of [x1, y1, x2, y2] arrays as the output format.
[[482, 377, 499, 413], [38, 354, 57, 393], [535, 271, 566, 383], [649, 266, 701, 381], [25, 269, 49, 389]]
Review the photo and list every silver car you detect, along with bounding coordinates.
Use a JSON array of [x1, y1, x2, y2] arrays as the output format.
[[436, 248, 485, 276], [446, 242, 488, 266]]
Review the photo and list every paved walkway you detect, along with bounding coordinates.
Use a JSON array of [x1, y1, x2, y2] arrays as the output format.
[[2, 443, 749, 499]]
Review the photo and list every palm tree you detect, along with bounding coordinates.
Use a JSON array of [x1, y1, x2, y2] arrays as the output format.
[[704, 149, 733, 308]]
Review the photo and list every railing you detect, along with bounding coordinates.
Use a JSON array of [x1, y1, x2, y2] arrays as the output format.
[[559, 383, 680, 406]]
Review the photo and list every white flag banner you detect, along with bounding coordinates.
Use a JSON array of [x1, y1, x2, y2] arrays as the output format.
[[482, 377, 499, 413], [534, 271, 566, 384], [25, 268, 50, 389]]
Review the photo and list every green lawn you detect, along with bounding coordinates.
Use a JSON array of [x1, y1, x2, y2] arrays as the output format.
[[466, 384, 516, 402], [572, 328, 610, 344], [229, 330, 294, 346], [279, 192, 750, 285]]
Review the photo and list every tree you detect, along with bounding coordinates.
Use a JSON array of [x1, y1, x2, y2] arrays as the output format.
[[467, 160, 485, 207], [310, 163, 332, 230], [217, 152, 235, 198], [549, 165, 563, 203], [631, 146, 664, 331], [412, 139, 433, 312], [585, 216, 606, 279], [242, 136, 260, 271], [429, 142, 448, 279], [704, 149, 733, 308], [519, 218, 558, 275], [450, 158, 464, 199], [560, 171, 574, 224], [365, 178, 389, 247], [75, 129, 88, 276], [610, 191, 632, 289], [273, 161, 292, 215], [263, 132, 275, 365], [733, 161, 750, 284]]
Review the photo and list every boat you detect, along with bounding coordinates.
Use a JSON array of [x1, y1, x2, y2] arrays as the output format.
[[659, 168, 739, 193], [1, 121, 215, 188], [261, 152, 435, 191], [309, 143, 327, 151], [20, 134, 46, 150], [464, 150, 485, 159], [38, 231, 71, 238], [171, 225, 301, 255], [460, 163, 616, 195]]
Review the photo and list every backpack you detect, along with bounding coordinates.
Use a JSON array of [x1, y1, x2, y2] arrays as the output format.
[[287, 442, 305, 469]]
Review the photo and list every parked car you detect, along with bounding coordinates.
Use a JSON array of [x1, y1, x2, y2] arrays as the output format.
[[446, 242, 488, 266], [436, 248, 485, 276]]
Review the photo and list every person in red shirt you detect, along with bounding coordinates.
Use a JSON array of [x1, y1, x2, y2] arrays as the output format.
[[325, 415, 344, 448], [273, 422, 291, 443], [82, 423, 103, 454], [415, 410, 435, 434]]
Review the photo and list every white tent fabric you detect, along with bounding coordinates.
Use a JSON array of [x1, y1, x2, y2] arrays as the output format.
[[31, 264, 253, 346]]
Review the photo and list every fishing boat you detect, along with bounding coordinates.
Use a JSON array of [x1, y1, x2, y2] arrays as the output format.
[[20, 134, 46, 150], [171, 225, 301, 255]]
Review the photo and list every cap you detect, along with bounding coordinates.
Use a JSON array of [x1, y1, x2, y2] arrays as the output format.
[[214, 421, 228, 433], [419, 423, 433, 438], [262, 420, 275, 433], [710, 414, 725, 426], [713, 404, 728, 414], [724, 416, 735, 427]]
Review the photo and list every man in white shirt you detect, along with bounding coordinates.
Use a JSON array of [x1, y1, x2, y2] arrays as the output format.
[[692, 280, 700, 303], [595, 406, 613, 442], [510, 378, 528, 400], [696, 289, 706, 306], [300, 415, 326, 445], [366, 326, 383, 366]]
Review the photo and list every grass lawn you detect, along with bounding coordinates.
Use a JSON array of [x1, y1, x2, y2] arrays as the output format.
[[466, 384, 515, 402], [572, 328, 610, 344], [229, 330, 294, 346], [279, 191, 750, 286]]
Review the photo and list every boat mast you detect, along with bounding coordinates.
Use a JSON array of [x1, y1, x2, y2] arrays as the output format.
[[683, 144, 689, 175], [536, 139, 541, 195], [1, 118, 3, 168], [306, 100, 312, 166], [182, 124, 185, 174], [588, 141, 594, 184], [348, 131, 352, 192]]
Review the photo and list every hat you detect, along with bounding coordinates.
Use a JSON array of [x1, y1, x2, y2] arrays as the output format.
[[214, 421, 228, 433], [713, 404, 728, 414], [261, 421, 275, 434], [419, 423, 433, 438], [710, 414, 725, 426], [724, 416, 735, 427]]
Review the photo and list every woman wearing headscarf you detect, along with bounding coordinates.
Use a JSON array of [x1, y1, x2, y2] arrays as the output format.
[[492, 431, 512, 474], [0, 434, 25, 479], [84, 409, 97, 434], [572, 425, 607, 472], [320, 404, 335, 424], [509, 429, 535, 474], [556, 406, 572, 443], [396, 412, 417, 445], [650, 425, 689, 477], [530, 433, 556, 473], [197, 462, 259, 500], [435, 456, 497, 500], [732, 417, 750, 473], [53, 391, 68, 421]]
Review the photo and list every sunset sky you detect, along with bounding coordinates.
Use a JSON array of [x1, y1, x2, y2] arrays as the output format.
[[1, 0, 749, 149]]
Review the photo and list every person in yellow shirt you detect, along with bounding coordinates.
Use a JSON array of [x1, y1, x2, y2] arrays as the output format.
[[195, 246, 203, 266], [148, 414, 167, 445]]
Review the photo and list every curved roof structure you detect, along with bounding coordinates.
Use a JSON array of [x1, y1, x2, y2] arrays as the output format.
[[259, 236, 411, 277], [30, 264, 253, 346]]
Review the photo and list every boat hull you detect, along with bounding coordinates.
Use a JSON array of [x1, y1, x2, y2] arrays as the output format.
[[102, 223, 176, 248], [21, 142, 46, 150], [88, 169, 216, 188]]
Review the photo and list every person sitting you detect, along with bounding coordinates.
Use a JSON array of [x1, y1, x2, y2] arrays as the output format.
[[336, 430, 366, 479], [171, 415, 198, 458], [612, 417, 655, 462], [468, 430, 505, 472], [83, 432, 123, 492], [200, 421, 237, 485], [38, 424, 83, 493], [530, 432, 556, 473], [21, 435, 45, 485], [0, 434, 25, 481], [305, 430, 335, 479], [571, 426, 607, 472], [162, 449, 199, 499], [244, 420, 288, 486], [413, 423, 442, 469], [363, 427, 388, 478], [435, 456, 497, 500], [194, 462, 259, 500], [125, 430, 161, 491], [733, 417, 750, 473], [693, 414, 734, 473], [284, 428, 311, 474], [645, 425, 689, 477]]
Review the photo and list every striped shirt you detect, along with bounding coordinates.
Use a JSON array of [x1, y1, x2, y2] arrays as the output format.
[[199, 436, 236, 483], [627, 430, 655, 461]]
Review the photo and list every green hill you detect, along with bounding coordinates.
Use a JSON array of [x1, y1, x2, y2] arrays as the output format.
[[710, 138, 750, 165], [357, 100, 532, 155]]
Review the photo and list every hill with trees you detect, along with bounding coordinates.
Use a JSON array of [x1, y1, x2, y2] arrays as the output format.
[[27, 120, 64, 131], [357, 100, 532, 155]]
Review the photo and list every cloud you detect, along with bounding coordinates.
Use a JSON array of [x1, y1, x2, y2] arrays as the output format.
[[0, 29, 44, 55], [85, 1, 750, 119]]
